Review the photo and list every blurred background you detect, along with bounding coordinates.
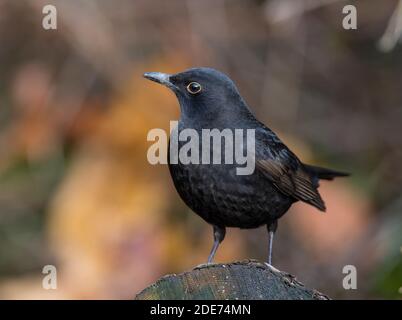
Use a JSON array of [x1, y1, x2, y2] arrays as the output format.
[[0, 0, 401, 299]]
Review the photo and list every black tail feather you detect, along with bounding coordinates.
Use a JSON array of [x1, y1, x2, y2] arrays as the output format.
[[304, 164, 350, 180]]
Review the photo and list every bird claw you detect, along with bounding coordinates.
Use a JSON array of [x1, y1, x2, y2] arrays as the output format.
[[193, 262, 217, 270], [264, 262, 281, 273]]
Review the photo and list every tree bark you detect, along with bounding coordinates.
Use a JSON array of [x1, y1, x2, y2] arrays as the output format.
[[135, 260, 330, 300]]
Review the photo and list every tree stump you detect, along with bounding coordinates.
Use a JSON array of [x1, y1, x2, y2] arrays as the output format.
[[135, 260, 329, 300]]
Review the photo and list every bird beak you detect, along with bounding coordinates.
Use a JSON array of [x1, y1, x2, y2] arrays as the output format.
[[143, 72, 178, 91]]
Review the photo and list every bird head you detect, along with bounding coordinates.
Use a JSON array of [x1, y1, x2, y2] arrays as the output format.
[[143, 67, 252, 125]]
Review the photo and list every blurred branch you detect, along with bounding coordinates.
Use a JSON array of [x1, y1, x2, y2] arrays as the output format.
[[265, 0, 340, 24], [26, 0, 133, 91], [378, 0, 402, 52]]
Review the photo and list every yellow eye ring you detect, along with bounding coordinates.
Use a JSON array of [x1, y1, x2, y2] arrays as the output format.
[[186, 82, 202, 94]]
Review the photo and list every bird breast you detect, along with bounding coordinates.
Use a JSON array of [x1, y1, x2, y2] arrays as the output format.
[[168, 160, 293, 229]]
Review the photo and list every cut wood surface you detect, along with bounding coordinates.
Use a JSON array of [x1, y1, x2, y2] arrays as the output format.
[[135, 260, 329, 300]]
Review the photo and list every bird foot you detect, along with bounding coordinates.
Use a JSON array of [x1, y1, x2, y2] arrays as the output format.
[[193, 262, 218, 270], [264, 262, 281, 274]]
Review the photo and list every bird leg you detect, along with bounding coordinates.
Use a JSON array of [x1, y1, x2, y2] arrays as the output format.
[[266, 220, 278, 265], [207, 225, 226, 263]]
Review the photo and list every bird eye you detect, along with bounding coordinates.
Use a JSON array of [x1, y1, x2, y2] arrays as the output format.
[[186, 82, 202, 94]]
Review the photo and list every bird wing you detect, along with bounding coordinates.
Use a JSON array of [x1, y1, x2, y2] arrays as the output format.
[[255, 128, 326, 211]]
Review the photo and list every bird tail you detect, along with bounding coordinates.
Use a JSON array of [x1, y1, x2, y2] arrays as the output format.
[[304, 164, 350, 180]]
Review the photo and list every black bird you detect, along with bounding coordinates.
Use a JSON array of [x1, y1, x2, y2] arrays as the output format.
[[144, 68, 348, 265]]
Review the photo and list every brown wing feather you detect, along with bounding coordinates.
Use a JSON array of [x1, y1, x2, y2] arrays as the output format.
[[256, 159, 326, 211]]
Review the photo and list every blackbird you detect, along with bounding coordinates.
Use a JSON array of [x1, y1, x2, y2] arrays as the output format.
[[144, 68, 348, 265]]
